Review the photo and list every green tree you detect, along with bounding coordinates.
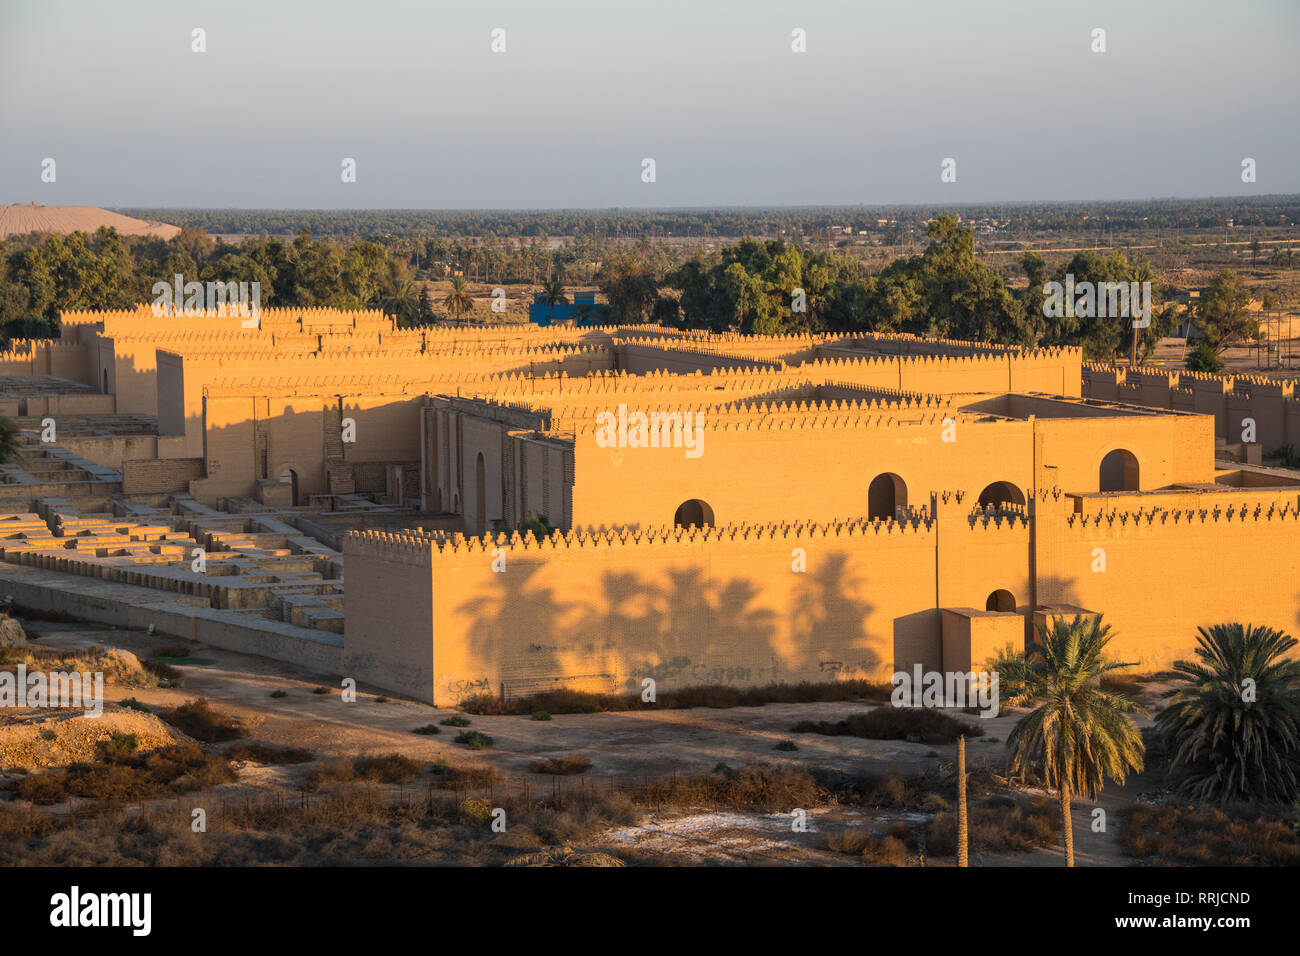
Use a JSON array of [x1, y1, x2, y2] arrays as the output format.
[[382, 276, 419, 326], [597, 253, 657, 324], [1156, 623, 1300, 804], [416, 286, 435, 326], [519, 511, 551, 542], [1193, 270, 1258, 355], [0, 417, 18, 464], [1005, 616, 1146, 866]]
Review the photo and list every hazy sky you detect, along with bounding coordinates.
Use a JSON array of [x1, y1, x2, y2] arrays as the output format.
[[1, 0, 1296, 208]]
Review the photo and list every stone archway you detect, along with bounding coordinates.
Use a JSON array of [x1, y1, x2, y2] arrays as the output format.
[[978, 481, 1026, 508], [1099, 449, 1140, 492], [985, 588, 1016, 612], [673, 498, 715, 529], [867, 472, 907, 521]]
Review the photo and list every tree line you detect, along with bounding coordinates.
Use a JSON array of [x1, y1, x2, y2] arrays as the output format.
[[1, 217, 1261, 363], [124, 195, 1300, 241]]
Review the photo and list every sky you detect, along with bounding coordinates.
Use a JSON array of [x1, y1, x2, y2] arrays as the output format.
[[1, 0, 1297, 208]]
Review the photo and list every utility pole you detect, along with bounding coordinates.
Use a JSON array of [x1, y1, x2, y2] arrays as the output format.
[[957, 734, 968, 867]]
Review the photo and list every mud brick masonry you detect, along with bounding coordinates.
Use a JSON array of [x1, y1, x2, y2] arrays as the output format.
[[1, 310, 1298, 704]]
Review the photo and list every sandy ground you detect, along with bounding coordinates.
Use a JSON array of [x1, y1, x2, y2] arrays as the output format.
[[13, 619, 1166, 865], [0, 203, 179, 240]]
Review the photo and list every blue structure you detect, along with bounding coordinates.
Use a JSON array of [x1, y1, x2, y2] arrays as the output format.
[[528, 290, 608, 327]]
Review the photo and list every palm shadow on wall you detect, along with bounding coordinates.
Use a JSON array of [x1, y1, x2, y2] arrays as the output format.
[[454, 548, 882, 697]]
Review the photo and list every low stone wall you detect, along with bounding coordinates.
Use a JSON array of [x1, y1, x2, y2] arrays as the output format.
[[0, 562, 343, 677]]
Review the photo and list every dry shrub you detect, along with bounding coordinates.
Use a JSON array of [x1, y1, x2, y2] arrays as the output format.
[[430, 761, 500, 789], [223, 742, 315, 765], [459, 680, 894, 715], [792, 706, 984, 745], [305, 753, 421, 791], [14, 744, 235, 804], [822, 828, 873, 854], [2, 646, 157, 687], [862, 835, 909, 865], [303, 758, 355, 791], [1119, 803, 1300, 866], [158, 699, 246, 742], [925, 797, 1058, 857], [644, 762, 824, 813], [457, 797, 495, 825], [530, 755, 592, 775], [141, 659, 181, 683], [353, 754, 421, 783], [865, 775, 912, 808], [823, 828, 908, 865]]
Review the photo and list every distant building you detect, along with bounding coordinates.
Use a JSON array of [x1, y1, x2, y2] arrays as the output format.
[[528, 289, 608, 326]]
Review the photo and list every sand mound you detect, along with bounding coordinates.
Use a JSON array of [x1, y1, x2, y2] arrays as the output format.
[[0, 203, 181, 240], [0, 708, 189, 771], [2, 645, 155, 687]]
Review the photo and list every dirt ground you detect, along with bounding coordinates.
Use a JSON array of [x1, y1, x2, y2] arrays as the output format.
[[10, 620, 1168, 866]]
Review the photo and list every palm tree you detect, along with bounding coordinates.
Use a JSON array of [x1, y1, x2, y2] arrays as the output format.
[[1156, 623, 1300, 804], [1006, 615, 1146, 866], [443, 276, 474, 323], [382, 277, 418, 327], [539, 277, 568, 324]]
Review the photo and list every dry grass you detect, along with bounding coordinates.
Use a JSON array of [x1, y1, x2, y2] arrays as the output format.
[[157, 699, 246, 742], [641, 762, 824, 813], [459, 680, 894, 715], [1119, 803, 1300, 866], [430, 760, 500, 788], [0, 760, 1032, 866], [0, 645, 157, 687], [12, 744, 236, 805], [303, 753, 422, 792], [923, 796, 1058, 857], [530, 755, 592, 775], [821, 829, 909, 865], [791, 706, 985, 745], [222, 742, 315, 765]]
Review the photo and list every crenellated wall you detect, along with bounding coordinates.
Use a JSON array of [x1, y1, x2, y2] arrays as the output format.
[[343, 503, 1037, 705], [1084, 364, 1300, 451]]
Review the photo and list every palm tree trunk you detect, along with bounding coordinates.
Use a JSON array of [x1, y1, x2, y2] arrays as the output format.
[[1059, 781, 1074, 867], [957, 735, 968, 867]]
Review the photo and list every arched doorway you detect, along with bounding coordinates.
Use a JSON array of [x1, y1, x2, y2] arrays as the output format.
[[867, 472, 907, 521], [1099, 449, 1139, 491], [978, 481, 1026, 508], [474, 453, 486, 536], [986, 589, 1016, 612], [278, 468, 299, 507], [674, 499, 715, 529], [102, 369, 109, 394]]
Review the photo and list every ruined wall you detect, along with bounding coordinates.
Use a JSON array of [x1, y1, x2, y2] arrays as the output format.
[[195, 391, 423, 502], [123, 457, 205, 495]]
